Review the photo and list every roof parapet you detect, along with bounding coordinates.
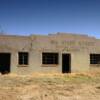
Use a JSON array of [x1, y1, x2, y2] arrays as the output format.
[[48, 32, 96, 39]]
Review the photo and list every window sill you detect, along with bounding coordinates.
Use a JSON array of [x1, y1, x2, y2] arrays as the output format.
[[17, 65, 28, 67], [90, 64, 100, 67], [41, 64, 58, 67], [90, 64, 100, 65]]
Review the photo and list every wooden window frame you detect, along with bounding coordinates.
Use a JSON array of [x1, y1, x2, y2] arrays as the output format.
[[42, 52, 59, 65], [18, 52, 29, 65], [90, 54, 100, 64]]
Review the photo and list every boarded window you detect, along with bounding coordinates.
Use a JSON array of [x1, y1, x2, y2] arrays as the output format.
[[42, 53, 58, 64], [18, 52, 28, 65], [90, 54, 100, 64]]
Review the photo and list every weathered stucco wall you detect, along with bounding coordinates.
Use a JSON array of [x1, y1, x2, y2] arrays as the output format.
[[0, 33, 100, 74]]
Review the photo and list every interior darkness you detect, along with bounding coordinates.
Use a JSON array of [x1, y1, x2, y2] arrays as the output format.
[[90, 54, 100, 64], [62, 54, 71, 73], [0, 53, 11, 74], [42, 53, 58, 64], [18, 52, 29, 65]]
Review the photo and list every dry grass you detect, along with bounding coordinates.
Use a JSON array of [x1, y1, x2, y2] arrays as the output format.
[[0, 72, 100, 100]]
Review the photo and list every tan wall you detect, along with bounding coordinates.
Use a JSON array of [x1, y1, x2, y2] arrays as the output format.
[[71, 52, 89, 72], [0, 33, 100, 74]]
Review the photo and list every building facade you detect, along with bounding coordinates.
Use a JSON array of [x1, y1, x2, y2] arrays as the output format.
[[0, 33, 100, 74]]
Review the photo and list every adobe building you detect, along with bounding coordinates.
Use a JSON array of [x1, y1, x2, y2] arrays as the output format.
[[0, 32, 100, 74]]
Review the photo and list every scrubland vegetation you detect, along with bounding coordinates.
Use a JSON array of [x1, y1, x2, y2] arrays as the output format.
[[0, 72, 100, 100]]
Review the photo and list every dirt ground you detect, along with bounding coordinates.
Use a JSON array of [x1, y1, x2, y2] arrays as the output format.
[[0, 72, 100, 100]]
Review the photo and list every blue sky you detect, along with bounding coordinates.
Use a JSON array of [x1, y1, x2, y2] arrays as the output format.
[[0, 0, 100, 38]]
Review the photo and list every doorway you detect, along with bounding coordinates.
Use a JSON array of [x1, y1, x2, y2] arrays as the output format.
[[0, 53, 11, 74], [62, 53, 71, 73]]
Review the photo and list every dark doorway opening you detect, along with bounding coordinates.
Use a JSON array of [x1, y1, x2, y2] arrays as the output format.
[[62, 54, 71, 73], [0, 53, 11, 74]]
